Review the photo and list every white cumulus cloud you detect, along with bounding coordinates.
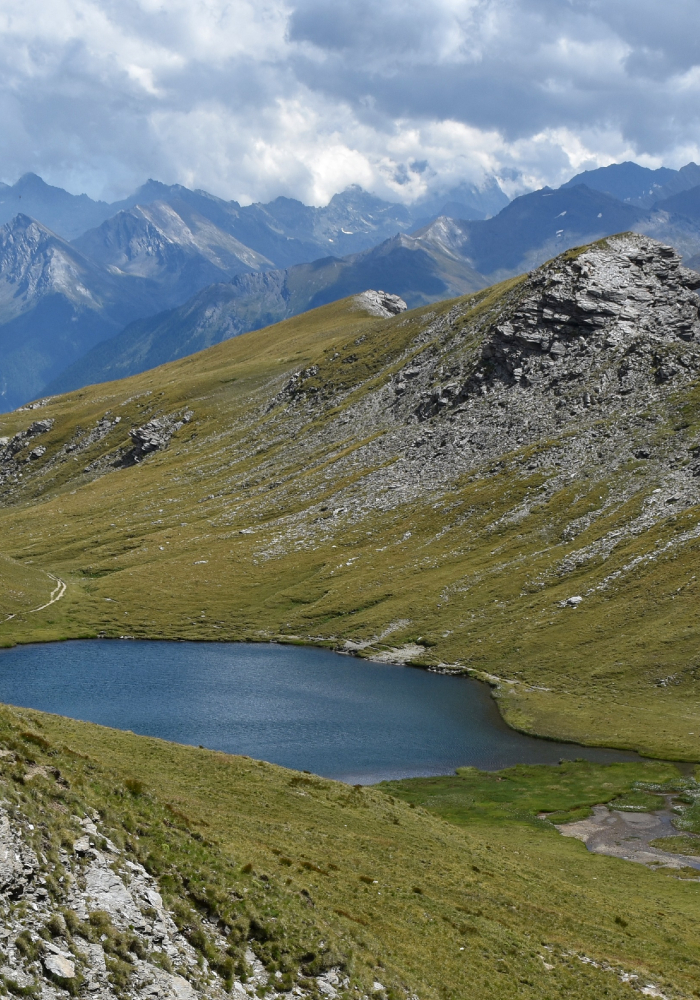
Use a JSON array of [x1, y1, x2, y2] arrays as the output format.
[[0, 0, 698, 204]]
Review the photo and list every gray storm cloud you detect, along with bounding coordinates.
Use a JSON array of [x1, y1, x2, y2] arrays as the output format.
[[0, 0, 698, 204]]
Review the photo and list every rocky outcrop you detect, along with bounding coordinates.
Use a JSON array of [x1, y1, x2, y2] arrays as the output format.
[[0, 406, 196, 493], [481, 237, 700, 389], [0, 419, 54, 485], [394, 235, 700, 445], [353, 290, 407, 318], [0, 420, 54, 457], [123, 411, 195, 465]]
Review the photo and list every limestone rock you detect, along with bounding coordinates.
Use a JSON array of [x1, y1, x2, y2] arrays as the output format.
[[0, 813, 37, 896], [125, 411, 194, 465], [0, 418, 54, 485], [44, 952, 75, 979], [0, 802, 339, 1000], [73, 835, 92, 854], [354, 290, 407, 318]]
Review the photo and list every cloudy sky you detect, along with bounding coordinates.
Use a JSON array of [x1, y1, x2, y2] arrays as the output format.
[[1, 0, 699, 206]]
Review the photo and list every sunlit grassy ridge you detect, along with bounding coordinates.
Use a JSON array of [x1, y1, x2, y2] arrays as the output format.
[[0, 248, 699, 759], [4, 704, 700, 999]]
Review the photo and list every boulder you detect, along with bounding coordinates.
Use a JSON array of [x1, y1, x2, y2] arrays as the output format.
[[44, 952, 75, 979], [354, 290, 407, 318]]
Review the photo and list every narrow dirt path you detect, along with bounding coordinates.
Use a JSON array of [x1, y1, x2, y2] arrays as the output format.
[[28, 574, 67, 613], [4, 573, 67, 622]]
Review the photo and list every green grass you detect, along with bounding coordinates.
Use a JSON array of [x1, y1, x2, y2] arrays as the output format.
[[380, 760, 679, 827], [606, 789, 667, 812], [649, 836, 700, 855], [3, 705, 700, 999], [0, 266, 699, 758]]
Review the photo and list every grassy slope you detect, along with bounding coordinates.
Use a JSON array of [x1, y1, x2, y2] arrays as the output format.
[[5, 703, 700, 999], [0, 278, 699, 758], [0, 553, 60, 619]]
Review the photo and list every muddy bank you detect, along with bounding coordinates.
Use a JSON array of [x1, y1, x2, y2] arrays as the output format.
[[556, 796, 700, 874]]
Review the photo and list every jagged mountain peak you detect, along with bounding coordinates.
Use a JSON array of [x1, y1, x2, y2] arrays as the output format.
[[3, 211, 54, 234], [72, 198, 272, 298], [12, 173, 95, 201], [110, 178, 235, 215], [411, 215, 470, 255], [0, 213, 93, 286], [14, 172, 60, 193], [326, 184, 407, 212]]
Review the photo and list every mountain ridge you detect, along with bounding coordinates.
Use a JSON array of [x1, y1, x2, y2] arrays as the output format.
[[47, 183, 700, 395], [562, 160, 700, 207]]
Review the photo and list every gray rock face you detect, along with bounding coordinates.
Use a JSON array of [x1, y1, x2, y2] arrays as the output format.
[[353, 290, 408, 318], [393, 236, 700, 443], [0, 812, 38, 897], [125, 411, 194, 465], [0, 419, 54, 457], [486, 239, 700, 375], [0, 806, 347, 1000], [0, 419, 54, 487], [43, 951, 75, 979]]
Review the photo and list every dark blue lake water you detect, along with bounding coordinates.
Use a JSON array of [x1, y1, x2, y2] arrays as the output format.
[[0, 640, 639, 783]]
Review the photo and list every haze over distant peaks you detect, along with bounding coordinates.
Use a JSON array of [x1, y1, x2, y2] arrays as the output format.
[[0, 214, 161, 409], [0, 174, 114, 240]]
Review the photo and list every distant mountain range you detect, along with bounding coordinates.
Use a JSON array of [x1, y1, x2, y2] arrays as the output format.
[[561, 160, 700, 207], [0, 172, 508, 253], [46, 230, 487, 392], [4, 161, 700, 408], [0, 174, 506, 409], [46, 178, 700, 395], [0, 215, 162, 408]]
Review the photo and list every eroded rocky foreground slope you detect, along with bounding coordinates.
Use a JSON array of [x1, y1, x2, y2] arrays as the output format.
[[0, 761, 348, 1000]]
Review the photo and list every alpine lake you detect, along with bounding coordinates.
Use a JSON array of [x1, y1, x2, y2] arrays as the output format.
[[0, 639, 642, 783]]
